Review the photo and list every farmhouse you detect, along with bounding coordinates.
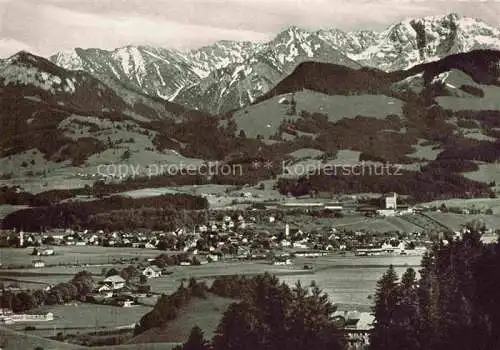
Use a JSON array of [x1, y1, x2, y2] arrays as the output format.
[[103, 275, 126, 290], [97, 285, 113, 298], [142, 265, 162, 279]]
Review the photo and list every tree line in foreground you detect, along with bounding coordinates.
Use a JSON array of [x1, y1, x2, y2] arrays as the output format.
[[370, 220, 500, 350]]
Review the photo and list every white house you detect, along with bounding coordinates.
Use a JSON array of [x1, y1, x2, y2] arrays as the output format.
[[122, 300, 133, 307], [280, 239, 291, 248], [97, 285, 113, 298], [377, 209, 396, 217], [103, 275, 125, 290], [384, 193, 397, 209], [142, 266, 162, 279], [273, 258, 292, 266], [32, 260, 45, 268], [208, 254, 219, 262], [292, 242, 308, 249], [40, 248, 54, 256]]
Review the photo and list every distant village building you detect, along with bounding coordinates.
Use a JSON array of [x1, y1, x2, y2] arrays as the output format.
[[121, 300, 133, 307], [32, 260, 45, 268], [384, 192, 398, 209], [377, 209, 396, 217], [208, 253, 220, 262], [273, 258, 292, 266], [32, 248, 55, 256], [280, 239, 292, 248], [103, 275, 125, 290], [142, 266, 162, 279], [293, 250, 328, 257], [97, 285, 113, 298]]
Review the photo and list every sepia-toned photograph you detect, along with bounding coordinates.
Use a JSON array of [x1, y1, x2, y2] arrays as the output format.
[[0, 0, 499, 349]]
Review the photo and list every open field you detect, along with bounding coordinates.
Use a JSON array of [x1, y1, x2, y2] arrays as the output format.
[[336, 216, 424, 233], [8, 303, 153, 338], [117, 183, 285, 209], [234, 91, 403, 139], [424, 212, 500, 232], [437, 84, 500, 111], [281, 255, 422, 309], [420, 197, 500, 215], [0, 325, 85, 350], [131, 295, 235, 344], [149, 261, 312, 294], [280, 264, 416, 309], [0, 274, 70, 286], [463, 163, 500, 191], [0, 246, 162, 267], [284, 214, 425, 233], [294, 91, 404, 121], [406, 139, 442, 161], [1, 265, 109, 276], [149, 255, 422, 310]]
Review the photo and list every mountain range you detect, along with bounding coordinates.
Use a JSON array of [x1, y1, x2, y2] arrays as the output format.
[[49, 13, 500, 114], [1, 12, 500, 201]]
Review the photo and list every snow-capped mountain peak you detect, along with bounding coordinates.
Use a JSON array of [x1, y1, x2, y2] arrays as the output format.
[[47, 13, 500, 114], [343, 13, 500, 71], [1, 51, 78, 94]]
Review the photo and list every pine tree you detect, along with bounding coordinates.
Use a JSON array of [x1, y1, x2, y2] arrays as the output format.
[[370, 265, 400, 350], [213, 302, 265, 350], [213, 274, 346, 350], [391, 268, 421, 350], [183, 326, 210, 350]]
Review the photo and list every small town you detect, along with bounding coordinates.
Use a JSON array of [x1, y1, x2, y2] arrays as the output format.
[[2, 192, 492, 269]]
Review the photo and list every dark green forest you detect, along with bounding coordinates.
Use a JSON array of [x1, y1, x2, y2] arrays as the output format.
[[370, 220, 500, 350]]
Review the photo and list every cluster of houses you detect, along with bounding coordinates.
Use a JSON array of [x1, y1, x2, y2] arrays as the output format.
[[90, 266, 164, 306], [1, 206, 437, 270], [4, 192, 469, 270]]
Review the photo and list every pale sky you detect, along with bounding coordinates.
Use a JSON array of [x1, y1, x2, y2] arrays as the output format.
[[1, 0, 500, 58]]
